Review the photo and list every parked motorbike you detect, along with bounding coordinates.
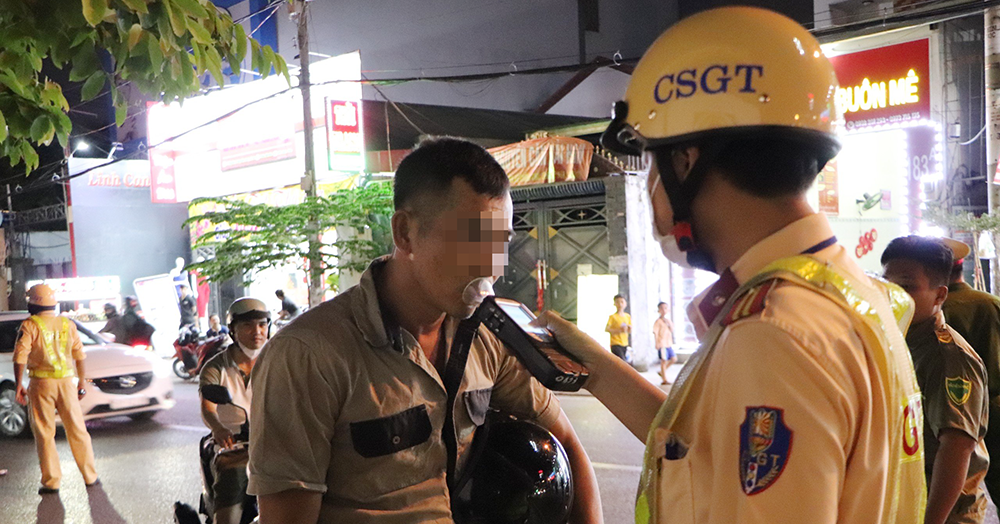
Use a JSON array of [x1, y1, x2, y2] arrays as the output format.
[[173, 328, 228, 380], [174, 384, 257, 524]]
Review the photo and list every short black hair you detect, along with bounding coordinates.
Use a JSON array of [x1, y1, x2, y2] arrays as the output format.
[[614, 294, 625, 301], [950, 260, 964, 282], [393, 137, 509, 214], [657, 302, 667, 308], [881, 236, 954, 288], [274, 289, 284, 298]]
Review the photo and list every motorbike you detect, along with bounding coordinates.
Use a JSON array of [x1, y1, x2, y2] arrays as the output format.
[[173, 327, 228, 380], [174, 384, 257, 524]]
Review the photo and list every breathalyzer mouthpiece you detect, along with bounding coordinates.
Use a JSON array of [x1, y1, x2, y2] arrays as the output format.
[[462, 278, 496, 308]]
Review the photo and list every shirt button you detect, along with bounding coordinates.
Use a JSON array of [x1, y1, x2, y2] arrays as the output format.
[[392, 436, 401, 445]]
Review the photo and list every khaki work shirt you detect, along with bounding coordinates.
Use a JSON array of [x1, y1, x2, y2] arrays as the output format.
[[943, 282, 1000, 402], [247, 258, 561, 523], [200, 345, 252, 435], [14, 314, 84, 375], [654, 214, 923, 523], [907, 314, 989, 524]]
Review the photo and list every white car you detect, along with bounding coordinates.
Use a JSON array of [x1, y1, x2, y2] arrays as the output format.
[[0, 311, 175, 438]]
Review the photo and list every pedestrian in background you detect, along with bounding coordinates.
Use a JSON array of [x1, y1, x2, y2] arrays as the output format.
[[206, 314, 229, 339], [98, 303, 127, 343], [652, 302, 675, 385], [179, 284, 198, 331], [274, 290, 299, 321], [941, 237, 1000, 503], [883, 236, 989, 524], [605, 294, 631, 361], [13, 284, 99, 495]]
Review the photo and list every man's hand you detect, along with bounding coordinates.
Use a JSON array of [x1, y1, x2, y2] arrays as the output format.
[[535, 311, 609, 369], [15, 384, 27, 405], [213, 427, 236, 449], [77, 385, 87, 400]]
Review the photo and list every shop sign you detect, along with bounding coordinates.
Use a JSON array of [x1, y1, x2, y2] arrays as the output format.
[[488, 136, 593, 186], [26, 276, 121, 302], [69, 159, 152, 190], [828, 39, 929, 130], [326, 99, 364, 172]]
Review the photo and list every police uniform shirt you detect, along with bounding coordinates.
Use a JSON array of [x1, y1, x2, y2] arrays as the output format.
[[199, 345, 252, 435], [13, 315, 84, 373], [906, 314, 989, 523], [942, 282, 1000, 401], [247, 257, 560, 524], [654, 213, 924, 524]]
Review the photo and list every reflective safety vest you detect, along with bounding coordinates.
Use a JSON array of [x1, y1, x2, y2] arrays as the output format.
[[635, 255, 926, 524], [27, 315, 75, 379]]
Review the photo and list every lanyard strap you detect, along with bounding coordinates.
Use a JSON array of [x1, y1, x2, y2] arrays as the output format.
[[802, 236, 837, 254], [442, 317, 480, 494]]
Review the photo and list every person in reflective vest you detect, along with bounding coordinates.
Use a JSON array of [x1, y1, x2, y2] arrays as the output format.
[[13, 284, 99, 495], [534, 6, 926, 524]]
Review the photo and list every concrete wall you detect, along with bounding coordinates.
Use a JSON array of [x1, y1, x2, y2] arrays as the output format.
[[275, 0, 675, 113]]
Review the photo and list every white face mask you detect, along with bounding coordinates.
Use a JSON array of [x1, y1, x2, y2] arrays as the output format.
[[648, 173, 696, 269], [241, 346, 262, 360]]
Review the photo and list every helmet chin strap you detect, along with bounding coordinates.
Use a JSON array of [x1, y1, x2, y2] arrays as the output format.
[[652, 146, 720, 272]]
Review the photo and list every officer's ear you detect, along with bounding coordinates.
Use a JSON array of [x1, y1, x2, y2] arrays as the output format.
[[933, 285, 949, 309], [671, 146, 701, 182]]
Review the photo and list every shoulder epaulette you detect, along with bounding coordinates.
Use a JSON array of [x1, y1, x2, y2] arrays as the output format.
[[722, 279, 780, 326]]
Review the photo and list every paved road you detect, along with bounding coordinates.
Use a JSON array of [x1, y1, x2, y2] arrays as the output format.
[[0, 369, 997, 523]]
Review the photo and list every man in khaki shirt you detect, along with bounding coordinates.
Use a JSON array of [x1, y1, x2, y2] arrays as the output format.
[[535, 7, 925, 523], [248, 138, 602, 523], [883, 236, 990, 524], [13, 284, 99, 494]]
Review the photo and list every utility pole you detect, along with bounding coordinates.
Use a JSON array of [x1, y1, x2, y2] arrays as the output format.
[[986, 8, 1000, 294], [295, 0, 323, 307]]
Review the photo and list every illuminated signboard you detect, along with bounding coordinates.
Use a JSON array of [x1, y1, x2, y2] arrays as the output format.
[[27, 276, 121, 302], [326, 99, 364, 172], [828, 39, 929, 131], [147, 51, 363, 203]]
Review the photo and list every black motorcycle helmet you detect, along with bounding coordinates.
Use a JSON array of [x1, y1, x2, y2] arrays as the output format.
[[452, 411, 574, 524]]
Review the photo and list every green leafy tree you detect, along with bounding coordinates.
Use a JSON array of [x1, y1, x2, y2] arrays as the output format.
[[923, 205, 1000, 292], [184, 181, 394, 288], [0, 0, 288, 172]]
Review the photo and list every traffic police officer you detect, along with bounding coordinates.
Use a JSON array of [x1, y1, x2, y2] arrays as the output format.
[[536, 7, 926, 524], [13, 284, 99, 494]]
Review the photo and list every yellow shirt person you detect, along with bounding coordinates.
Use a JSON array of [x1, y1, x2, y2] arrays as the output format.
[[13, 284, 99, 494], [605, 295, 631, 360]]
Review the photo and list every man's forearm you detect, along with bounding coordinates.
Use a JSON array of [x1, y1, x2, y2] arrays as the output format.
[[259, 489, 322, 524], [925, 430, 976, 524], [13, 362, 24, 388], [75, 359, 86, 384], [548, 410, 602, 524]]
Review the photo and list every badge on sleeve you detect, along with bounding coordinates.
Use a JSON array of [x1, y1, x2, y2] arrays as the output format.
[[739, 406, 792, 496], [946, 377, 972, 405]]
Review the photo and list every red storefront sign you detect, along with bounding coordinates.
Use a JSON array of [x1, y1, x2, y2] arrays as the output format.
[[828, 39, 930, 131]]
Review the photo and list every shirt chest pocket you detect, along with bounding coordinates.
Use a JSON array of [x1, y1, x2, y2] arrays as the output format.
[[464, 387, 493, 426], [349, 405, 433, 458]]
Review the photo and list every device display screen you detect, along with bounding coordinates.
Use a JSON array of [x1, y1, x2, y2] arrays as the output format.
[[497, 301, 552, 339]]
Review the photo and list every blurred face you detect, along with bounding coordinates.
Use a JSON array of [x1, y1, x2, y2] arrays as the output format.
[[234, 319, 269, 351], [882, 259, 947, 323], [209, 315, 220, 329], [658, 303, 669, 317], [403, 178, 513, 318], [615, 297, 627, 311]]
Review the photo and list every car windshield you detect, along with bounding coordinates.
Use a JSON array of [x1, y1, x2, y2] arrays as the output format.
[[74, 321, 105, 346]]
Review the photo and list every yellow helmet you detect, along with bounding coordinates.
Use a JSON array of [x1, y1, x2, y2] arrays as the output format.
[[601, 6, 841, 161], [27, 284, 57, 307]]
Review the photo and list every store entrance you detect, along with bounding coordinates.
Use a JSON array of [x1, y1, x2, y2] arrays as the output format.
[[494, 197, 609, 321]]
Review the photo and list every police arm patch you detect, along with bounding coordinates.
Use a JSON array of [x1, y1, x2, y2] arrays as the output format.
[[739, 406, 792, 496], [945, 376, 972, 405]]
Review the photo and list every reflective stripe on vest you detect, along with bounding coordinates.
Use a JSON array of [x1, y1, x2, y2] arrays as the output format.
[[635, 255, 925, 524], [27, 316, 74, 379]]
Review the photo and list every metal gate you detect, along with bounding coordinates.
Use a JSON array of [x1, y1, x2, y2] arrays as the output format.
[[495, 197, 609, 321]]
